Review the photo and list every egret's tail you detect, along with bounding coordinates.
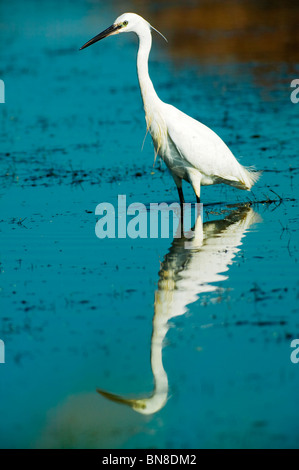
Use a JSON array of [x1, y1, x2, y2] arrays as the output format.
[[239, 165, 262, 190], [216, 165, 261, 191]]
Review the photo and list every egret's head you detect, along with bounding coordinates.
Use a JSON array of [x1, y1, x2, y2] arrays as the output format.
[[97, 388, 168, 416], [114, 12, 149, 33], [80, 12, 166, 50]]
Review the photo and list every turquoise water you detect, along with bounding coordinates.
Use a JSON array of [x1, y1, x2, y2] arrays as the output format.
[[0, 0, 298, 449]]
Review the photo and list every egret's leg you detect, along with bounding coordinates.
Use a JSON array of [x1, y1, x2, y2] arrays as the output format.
[[187, 168, 202, 205], [171, 173, 184, 206], [177, 186, 184, 232], [178, 187, 185, 206], [171, 174, 184, 229]]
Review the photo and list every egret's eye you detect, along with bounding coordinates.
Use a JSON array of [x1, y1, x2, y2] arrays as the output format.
[[123, 20, 128, 26]]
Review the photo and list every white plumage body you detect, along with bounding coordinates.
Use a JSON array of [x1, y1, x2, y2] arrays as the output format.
[[147, 100, 259, 199]]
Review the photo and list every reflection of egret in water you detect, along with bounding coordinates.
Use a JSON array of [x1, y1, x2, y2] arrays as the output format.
[[98, 204, 261, 415]]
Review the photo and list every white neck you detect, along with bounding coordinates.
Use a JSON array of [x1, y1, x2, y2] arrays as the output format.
[[136, 27, 160, 107]]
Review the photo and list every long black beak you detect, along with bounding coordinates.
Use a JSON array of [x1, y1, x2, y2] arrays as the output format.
[[80, 24, 121, 50]]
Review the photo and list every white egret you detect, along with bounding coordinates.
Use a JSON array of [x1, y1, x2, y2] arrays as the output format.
[[80, 13, 261, 204]]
